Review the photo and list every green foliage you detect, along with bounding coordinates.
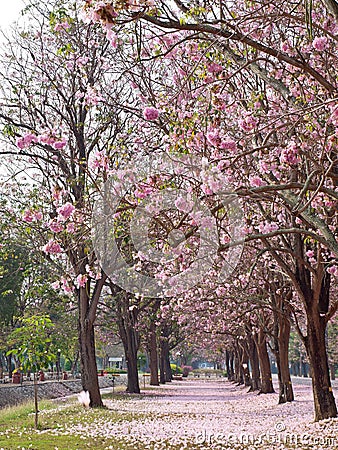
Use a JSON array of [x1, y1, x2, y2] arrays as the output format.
[[0, 244, 27, 326], [7, 314, 56, 373], [170, 363, 182, 374]]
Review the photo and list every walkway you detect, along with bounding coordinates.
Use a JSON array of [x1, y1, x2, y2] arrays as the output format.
[[63, 378, 338, 449]]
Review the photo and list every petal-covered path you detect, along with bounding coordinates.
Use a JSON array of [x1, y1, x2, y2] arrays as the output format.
[[63, 378, 338, 449]]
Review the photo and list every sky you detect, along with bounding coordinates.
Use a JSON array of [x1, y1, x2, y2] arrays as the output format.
[[0, 0, 25, 30]]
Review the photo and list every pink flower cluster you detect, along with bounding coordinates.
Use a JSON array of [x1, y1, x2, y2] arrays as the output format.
[[42, 239, 62, 254], [16, 132, 66, 150], [57, 202, 75, 220], [312, 36, 328, 51], [22, 209, 43, 222], [106, 23, 118, 48], [327, 265, 338, 277], [143, 107, 159, 121], [84, 86, 104, 106], [238, 115, 257, 132], [280, 141, 300, 165], [207, 62, 223, 73], [76, 273, 88, 288], [175, 196, 193, 213], [49, 219, 64, 233], [90, 150, 109, 171], [54, 22, 71, 32], [258, 221, 279, 233]]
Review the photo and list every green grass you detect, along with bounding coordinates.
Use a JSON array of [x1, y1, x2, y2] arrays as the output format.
[[0, 394, 213, 450]]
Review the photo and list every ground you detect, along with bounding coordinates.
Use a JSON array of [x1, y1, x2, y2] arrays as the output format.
[[0, 377, 337, 449]]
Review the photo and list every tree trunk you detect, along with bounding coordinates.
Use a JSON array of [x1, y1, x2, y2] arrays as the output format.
[[256, 330, 274, 394], [6, 354, 13, 378], [159, 337, 172, 383], [78, 274, 107, 408], [125, 342, 140, 393], [271, 292, 294, 404], [277, 312, 294, 403], [159, 345, 166, 384], [116, 294, 140, 394], [148, 321, 159, 386], [78, 310, 103, 407], [305, 311, 337, 420], [330, 364, 336, 381], [71, 350, 80, 377], [233, 345, 243, 385], [33, 372, 39, 429], [240, 341, 251, 387], [226, 350, 234, 381], [122, 323, 140, 393], [163, 340, 172, 382], [246, 333, 261, 391]]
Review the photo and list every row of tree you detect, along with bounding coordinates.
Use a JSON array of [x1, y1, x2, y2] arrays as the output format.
[[0, 0, 337, 422]]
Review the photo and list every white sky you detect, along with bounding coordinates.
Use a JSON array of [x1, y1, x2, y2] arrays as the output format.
[[0, 0, 25, 30]]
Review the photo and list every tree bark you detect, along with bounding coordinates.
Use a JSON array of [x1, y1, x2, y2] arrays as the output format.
[[148, 320, 159, 386], [159, 336, 172, 383], [226, 350, 235, 381], [163, 340, 172, 382], [78, 306, 102, 407], [233, 344, 243, 385], [277, 309, 294, 403], [6, 354, 12, 378], [78, 275, 107, 407], [304, 311, 337, 420], [246, 332, 261, 391], [240, 341, 252, 387], [271, 290, 294, 403], [256, 329, 274, 394], [159, 344, 166, 384]]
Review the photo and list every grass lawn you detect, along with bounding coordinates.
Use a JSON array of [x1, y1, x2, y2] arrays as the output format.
[[0, 394, 147, 450], [0, 391, 205, 450]]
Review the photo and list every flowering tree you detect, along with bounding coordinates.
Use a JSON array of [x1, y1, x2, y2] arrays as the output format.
[[0, 0, 135, 406], [83, 0, 338, 420]]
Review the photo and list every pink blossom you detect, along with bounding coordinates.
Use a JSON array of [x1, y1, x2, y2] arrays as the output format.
[[206, 130, 221, 147], [250, 176, 264, 187], [49, 220, 64, 233], [280, 41, 290, 52], [327, 265, 338, 277], [84, 86, 104, 106], [175, 196, 193, 213], [57, 202, 75, 220], [238, 115, 257, 132], [54, 22, 70, 32], [312, 36, 328, 51], [90, 150, 109, 171], [16, 133, 38, 149], [22, 210, 33, 222], [306, 250, 314, 258], [207, 62, 223, 73], [52, 139, 67, 150], [42, 239, 62, 254], [67, 222, 75, 233], [280, 141, 300, 165], [76, 274, 88, 288], [143, 107, 159, 121], [220, 139, 237, 153], [61, 277, 73, 294], [106, 28, 118, 47], [33, 211, 43, 221]]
